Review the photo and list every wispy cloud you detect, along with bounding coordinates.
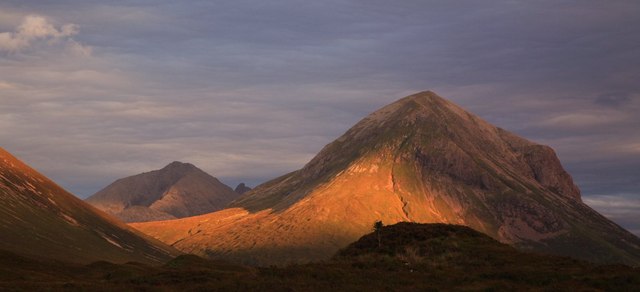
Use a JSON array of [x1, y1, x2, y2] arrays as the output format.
[[540, 112, 629, 129], [0, 14, 89, 55], [584, 195, 640, 236], [584, 195, 640, 211], [0, 81, 18, 90]]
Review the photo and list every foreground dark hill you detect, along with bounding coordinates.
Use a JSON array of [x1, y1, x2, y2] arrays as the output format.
[[86, 161, 238, 222], [0, 147, 179, 265], [1, 223, 638, 291], [133, 91, 640, 266]]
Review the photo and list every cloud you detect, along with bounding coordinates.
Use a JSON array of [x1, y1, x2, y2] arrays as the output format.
[[584, 194, 640, 236], [0, 81, 18, 90], [584, 195, 640, 211], [0, 14, 89, 55], [619, 143, 640, 154], [540, 112, 629, 129], [595, 92, 632, 107]]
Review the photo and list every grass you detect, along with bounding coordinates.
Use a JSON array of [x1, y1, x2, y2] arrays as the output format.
[[1, 222, 639, 291]]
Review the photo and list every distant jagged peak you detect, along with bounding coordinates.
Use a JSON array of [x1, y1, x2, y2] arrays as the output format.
[[235, 183, 252, 195]]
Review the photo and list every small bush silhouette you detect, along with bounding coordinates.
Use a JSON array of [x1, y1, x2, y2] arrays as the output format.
[[373, 221, 383, 248]]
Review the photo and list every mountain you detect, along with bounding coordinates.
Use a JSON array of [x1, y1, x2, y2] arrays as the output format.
[[132, 91, 640, 266], [234, 183, 252, 194], [0, 147, 179, 265], [86, 161, 239, 223]]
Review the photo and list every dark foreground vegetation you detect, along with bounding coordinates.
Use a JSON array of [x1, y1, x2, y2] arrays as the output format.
[[2, 223, 639, 291]]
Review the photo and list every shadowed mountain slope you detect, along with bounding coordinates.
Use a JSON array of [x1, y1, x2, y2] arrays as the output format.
[[132, 91, 640, 266], [0, 147, 180, 265], [86, 162, 239, 223]]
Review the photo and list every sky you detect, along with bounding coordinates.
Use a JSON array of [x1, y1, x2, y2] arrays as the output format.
[[0, 1, 638, 235]]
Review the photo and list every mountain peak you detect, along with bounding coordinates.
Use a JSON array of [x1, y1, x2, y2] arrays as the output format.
[[235, 183, 252, 194], [86, 161, 238, 222], [167, 161, 187, 166], [163, 161, 196, 171], [348, 90, 469, 136], [400, 90, 443, 103]]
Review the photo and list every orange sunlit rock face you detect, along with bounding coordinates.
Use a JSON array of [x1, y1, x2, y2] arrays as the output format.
[[132, 91, 640, 266], [0, 147, 180, 265]]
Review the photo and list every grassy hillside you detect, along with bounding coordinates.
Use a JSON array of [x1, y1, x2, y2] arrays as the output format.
[[0, 147, 180, 265], [2, 223, 639, 291]]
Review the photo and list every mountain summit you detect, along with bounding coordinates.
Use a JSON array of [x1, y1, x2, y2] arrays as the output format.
[[86, 161, 238, 222], [234, 183, 252, 194], [133, 91, 640, 266]]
